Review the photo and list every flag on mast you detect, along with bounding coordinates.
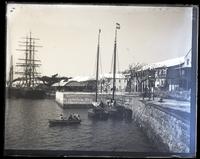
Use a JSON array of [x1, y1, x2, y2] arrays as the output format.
[[116, 23, 120, 29]]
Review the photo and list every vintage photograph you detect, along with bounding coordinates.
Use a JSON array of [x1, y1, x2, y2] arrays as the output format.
[[5, 3, 197, 157]]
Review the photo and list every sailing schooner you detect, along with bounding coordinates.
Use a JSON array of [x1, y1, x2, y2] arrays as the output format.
[[105, 23, 133, 120], [88, 29, 109, 120], [7, 32, 46, 99], [88, 24, 132, 120]]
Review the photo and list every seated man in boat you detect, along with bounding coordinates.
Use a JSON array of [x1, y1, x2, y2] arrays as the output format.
[[68, 113, 73, 120], [60, 114, 64, 120], [73, 113, 80, 120]]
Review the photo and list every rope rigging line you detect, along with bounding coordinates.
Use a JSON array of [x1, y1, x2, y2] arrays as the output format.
[[99, 48, 103, 96], [92, 53, 96, 77], [116, 47, 120, 74], [99, 48, 103, 77], [110, 52, 114, 74]]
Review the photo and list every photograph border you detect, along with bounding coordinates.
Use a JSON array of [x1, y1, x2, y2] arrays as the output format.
[[3, 2, 198, 158]]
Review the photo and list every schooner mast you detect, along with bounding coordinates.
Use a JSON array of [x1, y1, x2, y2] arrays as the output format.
[[112, 23, 120, 101], [8, 55, 14, 87], [15, 32, 42, 88], [95, 29, 101, 102]]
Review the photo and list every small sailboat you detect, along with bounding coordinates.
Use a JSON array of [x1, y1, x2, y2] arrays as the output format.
[[88, 29, 109, 120]]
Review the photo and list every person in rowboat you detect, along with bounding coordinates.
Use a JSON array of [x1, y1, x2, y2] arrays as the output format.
[[60, 114, 64, 120], [73, 113, 80, 120], [68, 113, 73, 120]]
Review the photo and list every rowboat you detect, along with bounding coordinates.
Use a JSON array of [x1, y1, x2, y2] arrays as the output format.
[[48, 119, 81, 126]]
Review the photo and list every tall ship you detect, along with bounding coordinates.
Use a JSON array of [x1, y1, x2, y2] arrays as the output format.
[[6, 32, 46, 99]]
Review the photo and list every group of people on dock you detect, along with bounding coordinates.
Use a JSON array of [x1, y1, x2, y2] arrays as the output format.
[[106, 99, 116, 107], [96, 99, 116, 109]]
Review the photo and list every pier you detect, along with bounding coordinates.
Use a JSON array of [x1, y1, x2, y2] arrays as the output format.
[[56, 92, 95, 108]]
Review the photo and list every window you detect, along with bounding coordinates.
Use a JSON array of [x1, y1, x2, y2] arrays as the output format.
[[187, 59, 190, 65], [182, 70, 185, 75], [163, 69, 166, 75]]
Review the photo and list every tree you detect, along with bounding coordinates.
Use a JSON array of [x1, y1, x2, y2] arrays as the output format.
[[38, 74, 72, 88], [122, 63, 144, 92]]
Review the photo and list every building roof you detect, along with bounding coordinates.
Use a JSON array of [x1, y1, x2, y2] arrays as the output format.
[[68, 76, 95, 82], [51, 73, 126, 87], [65, 81, 87, 87], [65, 73, 125, 84], [141, 56, 185, 70], [100, 73, 125, 79], [52, 79, 68, 87]]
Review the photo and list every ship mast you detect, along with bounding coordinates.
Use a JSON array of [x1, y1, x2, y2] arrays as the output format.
[[8, 55, 14, 87], [112, 23, 120, 101], [95, 29, 101, 102], [15, 32, 42, 88]]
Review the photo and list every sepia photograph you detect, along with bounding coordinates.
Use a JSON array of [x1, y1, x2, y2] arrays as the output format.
[[4, 3, 198, 157]]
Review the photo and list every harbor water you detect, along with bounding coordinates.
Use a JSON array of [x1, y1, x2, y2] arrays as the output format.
[[5, 99, 158, 152]]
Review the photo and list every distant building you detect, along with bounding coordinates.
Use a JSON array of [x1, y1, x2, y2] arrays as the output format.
[[52, 76, 96, 92], [128, 51, 191, 92], [99, 73, 128, 93], [52, 73, 128, 93]]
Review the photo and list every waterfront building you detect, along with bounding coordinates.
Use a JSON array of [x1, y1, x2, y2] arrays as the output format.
[[127, 51, 192, 93]]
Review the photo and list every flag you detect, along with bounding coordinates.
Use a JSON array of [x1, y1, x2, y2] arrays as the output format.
[[116, 23, 120, 29]]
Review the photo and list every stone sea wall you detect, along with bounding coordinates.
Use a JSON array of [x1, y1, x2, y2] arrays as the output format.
[[119, 96, 190, 153]]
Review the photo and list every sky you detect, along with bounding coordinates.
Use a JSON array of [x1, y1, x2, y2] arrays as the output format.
[[6, 4, 193, 80]]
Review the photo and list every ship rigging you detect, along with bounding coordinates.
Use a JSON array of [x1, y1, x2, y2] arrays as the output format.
[[15, 32, 42, 88], [7, 32, 46, 99]]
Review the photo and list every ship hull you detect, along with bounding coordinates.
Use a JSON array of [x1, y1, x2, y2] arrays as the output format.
[[88, 108, 109, 120], [106, 105, 133, 120], [6, 87, 46, 99], [48, 119, 81, 127]]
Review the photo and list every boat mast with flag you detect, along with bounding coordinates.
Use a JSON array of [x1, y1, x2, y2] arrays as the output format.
[[106, 23, 133, 120]]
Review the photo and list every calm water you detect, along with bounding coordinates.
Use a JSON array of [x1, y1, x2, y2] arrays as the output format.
[[5, 99, 158, 152]]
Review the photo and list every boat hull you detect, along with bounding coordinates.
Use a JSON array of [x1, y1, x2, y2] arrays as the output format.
[[48, 119, 81, 127], [88, 108, 109, 120], [106, 105, 133, 120], [6, 87, 46, 99], [123, 108, 133, 120]]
